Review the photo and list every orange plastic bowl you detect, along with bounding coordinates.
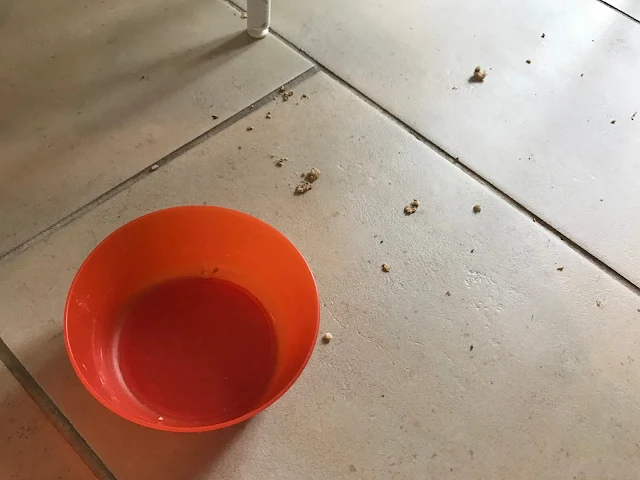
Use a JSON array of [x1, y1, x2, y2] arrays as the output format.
[[64, 206, 319, 432]]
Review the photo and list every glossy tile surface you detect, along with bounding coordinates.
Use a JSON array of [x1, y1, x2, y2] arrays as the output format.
[[248, 0, 640, 285], [0, 0, 310, 254], [0, 73, 638, 479]]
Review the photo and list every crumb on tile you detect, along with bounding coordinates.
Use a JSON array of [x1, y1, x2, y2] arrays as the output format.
[[471, 66, 487, 82], [306, 167, 321, 183], [150, 164, 159, 171], [322, 332, 333, 343], [473, 204, 482, 214], [381, 263, 391, 272], [294, 181, 313, 195]]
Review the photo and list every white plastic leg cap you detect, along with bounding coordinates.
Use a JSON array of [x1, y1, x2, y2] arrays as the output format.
[[248, 27, 269, 39]]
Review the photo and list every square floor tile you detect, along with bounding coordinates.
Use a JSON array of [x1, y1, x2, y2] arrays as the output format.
[[248, 0, 640, 285], [0, 0, 310, 255], [0, 363, 95, 479], [0, 73, 639, 479]]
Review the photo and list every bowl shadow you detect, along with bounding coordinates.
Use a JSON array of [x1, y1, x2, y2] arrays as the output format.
[[21, 332, 249, 479]]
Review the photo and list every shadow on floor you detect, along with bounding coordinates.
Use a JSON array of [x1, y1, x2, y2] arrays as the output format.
[[21, 333, 248, 479]]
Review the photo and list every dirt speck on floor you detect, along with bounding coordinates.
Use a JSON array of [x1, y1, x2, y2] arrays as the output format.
[[305, 167, 321, 182], [632, 111, 637, 121], [246, 126, 253, 131], [596, 300, 602, 307], [302, 94, 309, 99], [445, 291, 451, 296], [470, 345, 474, 351], [322, 332, 333, 343], [473, 204, 482, 214], [557, 266, 564, 271], [611, 120, 616, 125], [349, 465, 357, 473], [526, 59, 532, 64], [470, 66, 487, 82], [294, 181, 313, 195], [265, 112, 272, 119], [240, 12, 247, 19], [404, 205, 417, 215], [541, 33, 546, 38], [150, 164, 159, 171], [211, 115, 218, 120], [381, 263, 391, 272], [470, 249, 474, 253], [275, 158, 288, 167]]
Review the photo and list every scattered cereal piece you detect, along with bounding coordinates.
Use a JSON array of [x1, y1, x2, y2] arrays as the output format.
[[301, 94, 309, 99], [381, 263, 391, 272], [473, 204, 482, 214], [279, 85, 287, 93], [306, 167, 321, 182], [275, 158, 287, 167], [150, 164, 159, 171], [404, 205, 417, 215], [557, 266, 564, 271], [471, 66, 487, 82], [240, 12, 247, 19], [410, 199, 420, 208], [322, 332, 333, 343], [246, 126, 254, 131], [158, 416, 164, 421], [294, 181, 313, 195], [265, 112, 272, 119]]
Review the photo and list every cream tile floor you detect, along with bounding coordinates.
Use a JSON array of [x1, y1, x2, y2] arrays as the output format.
[[245, 0, 640, 286], [1, 1, 640, 479], [0, 363, 95, 479]]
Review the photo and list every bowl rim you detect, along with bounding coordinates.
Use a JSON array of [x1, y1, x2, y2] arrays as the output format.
[[64, 205, 320, 432]]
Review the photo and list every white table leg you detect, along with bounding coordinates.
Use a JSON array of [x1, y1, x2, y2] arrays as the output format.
[[247, 0, 270, 39]]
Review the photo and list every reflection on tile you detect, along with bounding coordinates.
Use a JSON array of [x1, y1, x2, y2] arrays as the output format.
[[1, 73, 639, 479], [0, 0, 310, 254], [0, 363, 95, 479], [252, 0, 640, 285]]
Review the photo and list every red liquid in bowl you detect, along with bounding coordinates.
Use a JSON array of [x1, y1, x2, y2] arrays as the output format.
[[116, 277, 276, 424]]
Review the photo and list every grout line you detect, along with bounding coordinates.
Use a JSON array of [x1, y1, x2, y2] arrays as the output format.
[[0, 337, 117, 480], [596, 0, 640, 24], [0, 65, 318, 266], [225, 0, 640, 296]]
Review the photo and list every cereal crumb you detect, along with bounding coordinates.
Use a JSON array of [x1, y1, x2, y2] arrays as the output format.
[[294, 181, 313, 195], [322, 332, 333, 343], [150, 164, 159, 171], [381, 263, 391, 272], [301, 94, 309, 99], [305, 167, 321, 182], [265, 112, 272, 119], [158, 416, 164, 421], [404, 205, 417, 215], [211, 115, 218, 120], [410, 199, 420, 208], [526, 59, 532, 64], [473, 204, 482, 213], [275, 158, 288, 167], [279, 85, 287, 92], [541, 33, 546, 38], [611, 120, 616, 124], [240, 12, 247, 19], [471, 66, 488, 82], [557, 266, 564, 271], [246, 126, 254, 131]]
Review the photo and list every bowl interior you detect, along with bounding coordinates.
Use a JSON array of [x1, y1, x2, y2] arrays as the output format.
[[65, 206, 319, 432]]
